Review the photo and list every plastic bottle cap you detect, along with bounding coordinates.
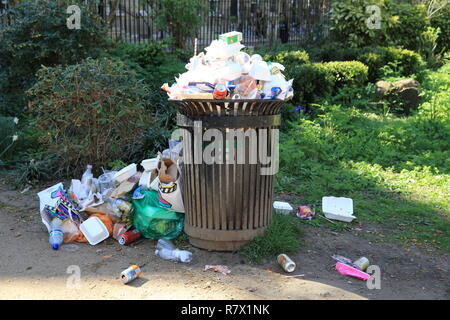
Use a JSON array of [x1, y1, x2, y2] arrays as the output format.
[[52, 243, 60, 250]]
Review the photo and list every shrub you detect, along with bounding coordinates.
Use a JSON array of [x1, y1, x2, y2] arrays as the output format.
[[105, 41, 169, 68], [289, 61, 369, 106], [319, 61, 369, 89], [388, 2, 429, 51], [26, 58, 152, 177], [289, 64, 331, 106], [307, 44, 425, 82], [0, 0, 108, 117], [271, 50, 310, 69], [431, 4, 450, 53], [357, 46, 426, 81], [329, 1, 434, 53], [307, 42, 360, 62]]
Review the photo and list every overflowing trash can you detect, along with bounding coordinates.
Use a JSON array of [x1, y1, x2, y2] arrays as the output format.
[[172, 99, 284, 251]]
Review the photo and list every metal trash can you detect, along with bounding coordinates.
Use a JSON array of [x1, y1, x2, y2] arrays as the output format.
[[171, 99, 284, 251]]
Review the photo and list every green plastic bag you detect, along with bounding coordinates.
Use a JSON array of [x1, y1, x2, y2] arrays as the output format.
[[132, 190, 184, 240]]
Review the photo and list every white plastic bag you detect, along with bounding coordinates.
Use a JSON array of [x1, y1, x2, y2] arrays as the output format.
[[37, 183, 64, 232]]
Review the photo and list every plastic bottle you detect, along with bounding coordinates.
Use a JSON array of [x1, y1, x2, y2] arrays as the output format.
[[81, 165, 93, 186], [49, 218, 64, 250], [155, 239, 192, 263]]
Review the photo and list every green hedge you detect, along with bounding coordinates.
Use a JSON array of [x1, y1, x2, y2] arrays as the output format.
[[308, 44, 425, 82], [289, 61, 369, 106]]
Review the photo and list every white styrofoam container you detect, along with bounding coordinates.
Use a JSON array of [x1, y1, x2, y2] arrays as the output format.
[[141, 158, 159, 171], [113, 163, 137, 183], [273, 201, 294, 215], [322, 196, 356, 222], [79, 217, 109, 245]]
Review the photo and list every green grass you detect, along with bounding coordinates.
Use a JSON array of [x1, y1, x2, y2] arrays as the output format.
[[238, 214, 303, 263], [274, 62, 450, 253]]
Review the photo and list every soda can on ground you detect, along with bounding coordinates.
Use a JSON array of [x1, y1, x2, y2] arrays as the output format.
[[118, 229, 142, 246], [277, 254, 296, 273], [353, 257, 370, 271], [120, 265, 142, 284]]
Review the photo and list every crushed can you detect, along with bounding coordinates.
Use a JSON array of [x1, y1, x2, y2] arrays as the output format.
[[277, 254, 296, 273], [120, 265, 142, 284]]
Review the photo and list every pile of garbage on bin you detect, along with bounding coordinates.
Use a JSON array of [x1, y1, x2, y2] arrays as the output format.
[[37, 140, 193, 266], [162, 31, 294, 101]]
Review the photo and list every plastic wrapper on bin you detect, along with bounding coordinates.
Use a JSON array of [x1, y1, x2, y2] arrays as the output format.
[[163, 31, 294, 101]]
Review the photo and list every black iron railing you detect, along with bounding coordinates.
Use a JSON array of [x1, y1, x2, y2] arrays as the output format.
[[0, 0, 333, 48]]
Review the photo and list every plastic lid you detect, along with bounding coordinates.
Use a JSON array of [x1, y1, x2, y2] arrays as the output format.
[[52, 243, 60, 250]]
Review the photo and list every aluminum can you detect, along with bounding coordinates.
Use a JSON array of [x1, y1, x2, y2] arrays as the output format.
[[118, 229, 142, 245], [277, 254, 296, 273], [120, 265, 142, 284]]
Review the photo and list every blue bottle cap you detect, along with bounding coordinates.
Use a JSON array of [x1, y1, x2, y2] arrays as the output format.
[[52, 243, 60, 250]]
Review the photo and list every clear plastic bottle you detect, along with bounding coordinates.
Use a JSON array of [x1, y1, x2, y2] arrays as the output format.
[[155, 239, 192, 263], [49, 218, 63, 250], [81, 165, 93, 186]]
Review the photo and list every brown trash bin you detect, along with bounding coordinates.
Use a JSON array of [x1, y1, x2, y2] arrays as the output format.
[[171, 99, 284, 251]]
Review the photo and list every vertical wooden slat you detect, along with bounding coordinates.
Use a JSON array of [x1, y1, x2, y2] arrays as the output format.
[[200, 162, 207, 229], [220, 129, 227, 230], [241, 136, 250, 229], [194, 163, 202, 228], [212, 161, 221, 230]]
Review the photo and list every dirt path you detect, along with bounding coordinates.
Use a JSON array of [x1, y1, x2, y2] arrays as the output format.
[[0, 182, 448, 300]]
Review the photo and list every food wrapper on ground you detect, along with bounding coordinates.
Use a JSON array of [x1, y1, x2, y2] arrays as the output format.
[[296, 206, 315, 220], [38, 183, 83, 232], [336, 262, 371, 281], [61, 218, 86, 243], [204, 265, 231, 275], [84, 202, 112, 215]]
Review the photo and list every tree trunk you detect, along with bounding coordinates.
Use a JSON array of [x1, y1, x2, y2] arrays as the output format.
[[107, 0, 120, 26]]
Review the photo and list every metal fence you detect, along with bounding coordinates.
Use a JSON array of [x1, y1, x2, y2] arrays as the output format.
[[0, 0, 332, 48]]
